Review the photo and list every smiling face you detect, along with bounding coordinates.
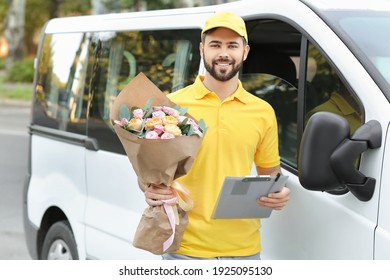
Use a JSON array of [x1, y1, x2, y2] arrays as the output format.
[[200, 27, 250, 82]]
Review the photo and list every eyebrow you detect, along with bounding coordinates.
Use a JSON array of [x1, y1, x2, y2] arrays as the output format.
[[208, 40, 240, 45]]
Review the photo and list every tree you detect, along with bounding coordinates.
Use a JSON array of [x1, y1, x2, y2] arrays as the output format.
[[4, 0, 25, 69], [24, 0, 91, 56]]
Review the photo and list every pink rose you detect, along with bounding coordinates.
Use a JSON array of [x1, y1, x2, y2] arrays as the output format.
[[153, 124, 165, 135], [187, 118, 200, 131], [145, 130, 160, 139], [161, 132, 175, 139], [153, 106, 163, 111], [132, 108, 144, 119], [162, 106, 179, 118], [152, 110, 166, 119], [114, 117, 128, 127]]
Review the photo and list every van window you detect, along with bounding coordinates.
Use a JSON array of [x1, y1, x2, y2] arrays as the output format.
[[33, 33, 92, 135], [242, 19, 300, 168], [242, 20, 364, 170], [304, 42, 364, 134], [87, 29, 201, 153]]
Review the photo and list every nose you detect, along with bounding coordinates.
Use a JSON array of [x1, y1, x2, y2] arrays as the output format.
[[217, 49, 230, 60], [218, 46, 230, 57]]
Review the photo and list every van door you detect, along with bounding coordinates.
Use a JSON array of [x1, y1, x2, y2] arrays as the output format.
[[375, 124, 390, 259], [84, 28, 201, 259], [242, 16, 383, 259]]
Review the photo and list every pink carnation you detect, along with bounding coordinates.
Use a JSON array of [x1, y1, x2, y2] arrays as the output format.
[[132, 108, 144, 119], [187, 118, 200, 131], [161, 132, 175, 139], [162, 106, 179, 118], [153, 106, 163, 111], [145, 131, 160, 139], [153, 124, 165, 135], [152, 110, 166, 119], [114, 118, 129, 127]]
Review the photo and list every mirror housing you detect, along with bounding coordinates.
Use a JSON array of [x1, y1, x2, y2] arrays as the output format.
[[298, 112, 381, 201]]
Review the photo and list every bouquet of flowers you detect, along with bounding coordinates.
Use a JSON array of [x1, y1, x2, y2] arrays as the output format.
[[110, 73, 206, 255], [114, 97, 205, 140]]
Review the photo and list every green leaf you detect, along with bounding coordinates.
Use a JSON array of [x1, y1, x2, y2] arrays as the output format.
[[144, 97, 154, 111], [119, 104, 130, 120], [143, 97, 154, 118], [187, 124, 194, 136], [173, 105, 188, 116], [179, 124, 191, 135], [198, 119, 208, 133], [130, 106, 141, 112]]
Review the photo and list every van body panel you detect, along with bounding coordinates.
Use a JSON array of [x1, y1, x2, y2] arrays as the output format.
[[28, 135, 88, 259], [44, 10, 213, 34], [375, 123, 390, 259], [84, 150, 159, 259]]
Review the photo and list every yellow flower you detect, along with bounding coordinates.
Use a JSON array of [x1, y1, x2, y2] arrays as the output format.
[[128, 118, 143, 131], [164, 124, 182, 136], [145, 117, 163, 130], [162, 115, 178, 125]]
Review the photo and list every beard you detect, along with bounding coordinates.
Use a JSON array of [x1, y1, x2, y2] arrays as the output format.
[[203, 55, 244, 82]]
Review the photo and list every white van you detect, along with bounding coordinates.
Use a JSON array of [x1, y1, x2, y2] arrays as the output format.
[[24, 0, 390, 260]]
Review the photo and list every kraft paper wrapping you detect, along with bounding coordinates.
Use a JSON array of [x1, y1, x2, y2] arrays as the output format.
[[110, 73, 203, 254]]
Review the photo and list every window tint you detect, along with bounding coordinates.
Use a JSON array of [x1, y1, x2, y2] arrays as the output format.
[[242, 19, 364, 170], [87, 29, 201, 154], [304, 43, 364, 134], [33, 33, 92, 135]]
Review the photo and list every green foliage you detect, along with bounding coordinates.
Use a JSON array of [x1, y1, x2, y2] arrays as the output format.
[[6, 58, 35, 83], [0, 84, 32, 100], [0, 57, 5, 70], [119, 104, 131, 120], [0, 1, 8, 33]]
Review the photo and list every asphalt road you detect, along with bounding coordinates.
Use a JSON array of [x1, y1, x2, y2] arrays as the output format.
[[0, 100, 32, 259]]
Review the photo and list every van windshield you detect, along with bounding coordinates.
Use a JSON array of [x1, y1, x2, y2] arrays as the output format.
[[324, 10, 390, 100]]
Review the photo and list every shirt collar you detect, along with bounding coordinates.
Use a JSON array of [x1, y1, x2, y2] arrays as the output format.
[[193, 75, 249, 104]]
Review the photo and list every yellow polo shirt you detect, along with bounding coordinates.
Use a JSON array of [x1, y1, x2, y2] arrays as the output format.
[[168, 76, 280, 258]]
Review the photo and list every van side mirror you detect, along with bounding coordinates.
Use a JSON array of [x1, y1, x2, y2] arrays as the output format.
[[298, 112, 381, 201]]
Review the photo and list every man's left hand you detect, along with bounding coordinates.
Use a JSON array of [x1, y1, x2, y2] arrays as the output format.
[[257, 186, 290, 210]]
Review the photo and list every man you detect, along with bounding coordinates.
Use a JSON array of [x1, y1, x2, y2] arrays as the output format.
[[142, 11, 290, 260]]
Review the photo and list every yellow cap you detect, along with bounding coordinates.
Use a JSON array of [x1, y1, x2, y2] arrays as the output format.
[[202, 11, 248, 43]]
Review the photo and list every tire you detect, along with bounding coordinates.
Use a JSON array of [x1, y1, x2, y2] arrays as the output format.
[[41, 220, 79, 260]]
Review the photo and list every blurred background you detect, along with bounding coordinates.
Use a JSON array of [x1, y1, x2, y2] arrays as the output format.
[[0, 0, 239, 99]]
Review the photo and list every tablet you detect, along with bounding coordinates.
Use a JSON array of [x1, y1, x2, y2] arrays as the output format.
[[211, 174, 289, 219]]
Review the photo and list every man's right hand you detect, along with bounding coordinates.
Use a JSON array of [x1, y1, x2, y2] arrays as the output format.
[[144, 183, 175, 206]]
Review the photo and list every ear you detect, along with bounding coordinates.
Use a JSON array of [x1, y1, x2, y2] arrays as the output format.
[[243, 44, 250, 61], [199, 42, 204, 58]]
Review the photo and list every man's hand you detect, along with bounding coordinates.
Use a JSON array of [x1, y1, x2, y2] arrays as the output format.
[[144, 183, 175, 206], [257, 186, 290, 210]]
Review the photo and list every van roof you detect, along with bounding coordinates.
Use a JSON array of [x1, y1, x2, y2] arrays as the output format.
[[43, 0, 390, 34], [302, 0, 390, 11]]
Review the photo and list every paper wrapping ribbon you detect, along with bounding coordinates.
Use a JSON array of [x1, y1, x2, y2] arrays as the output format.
[[161, 182, 193, 252]]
